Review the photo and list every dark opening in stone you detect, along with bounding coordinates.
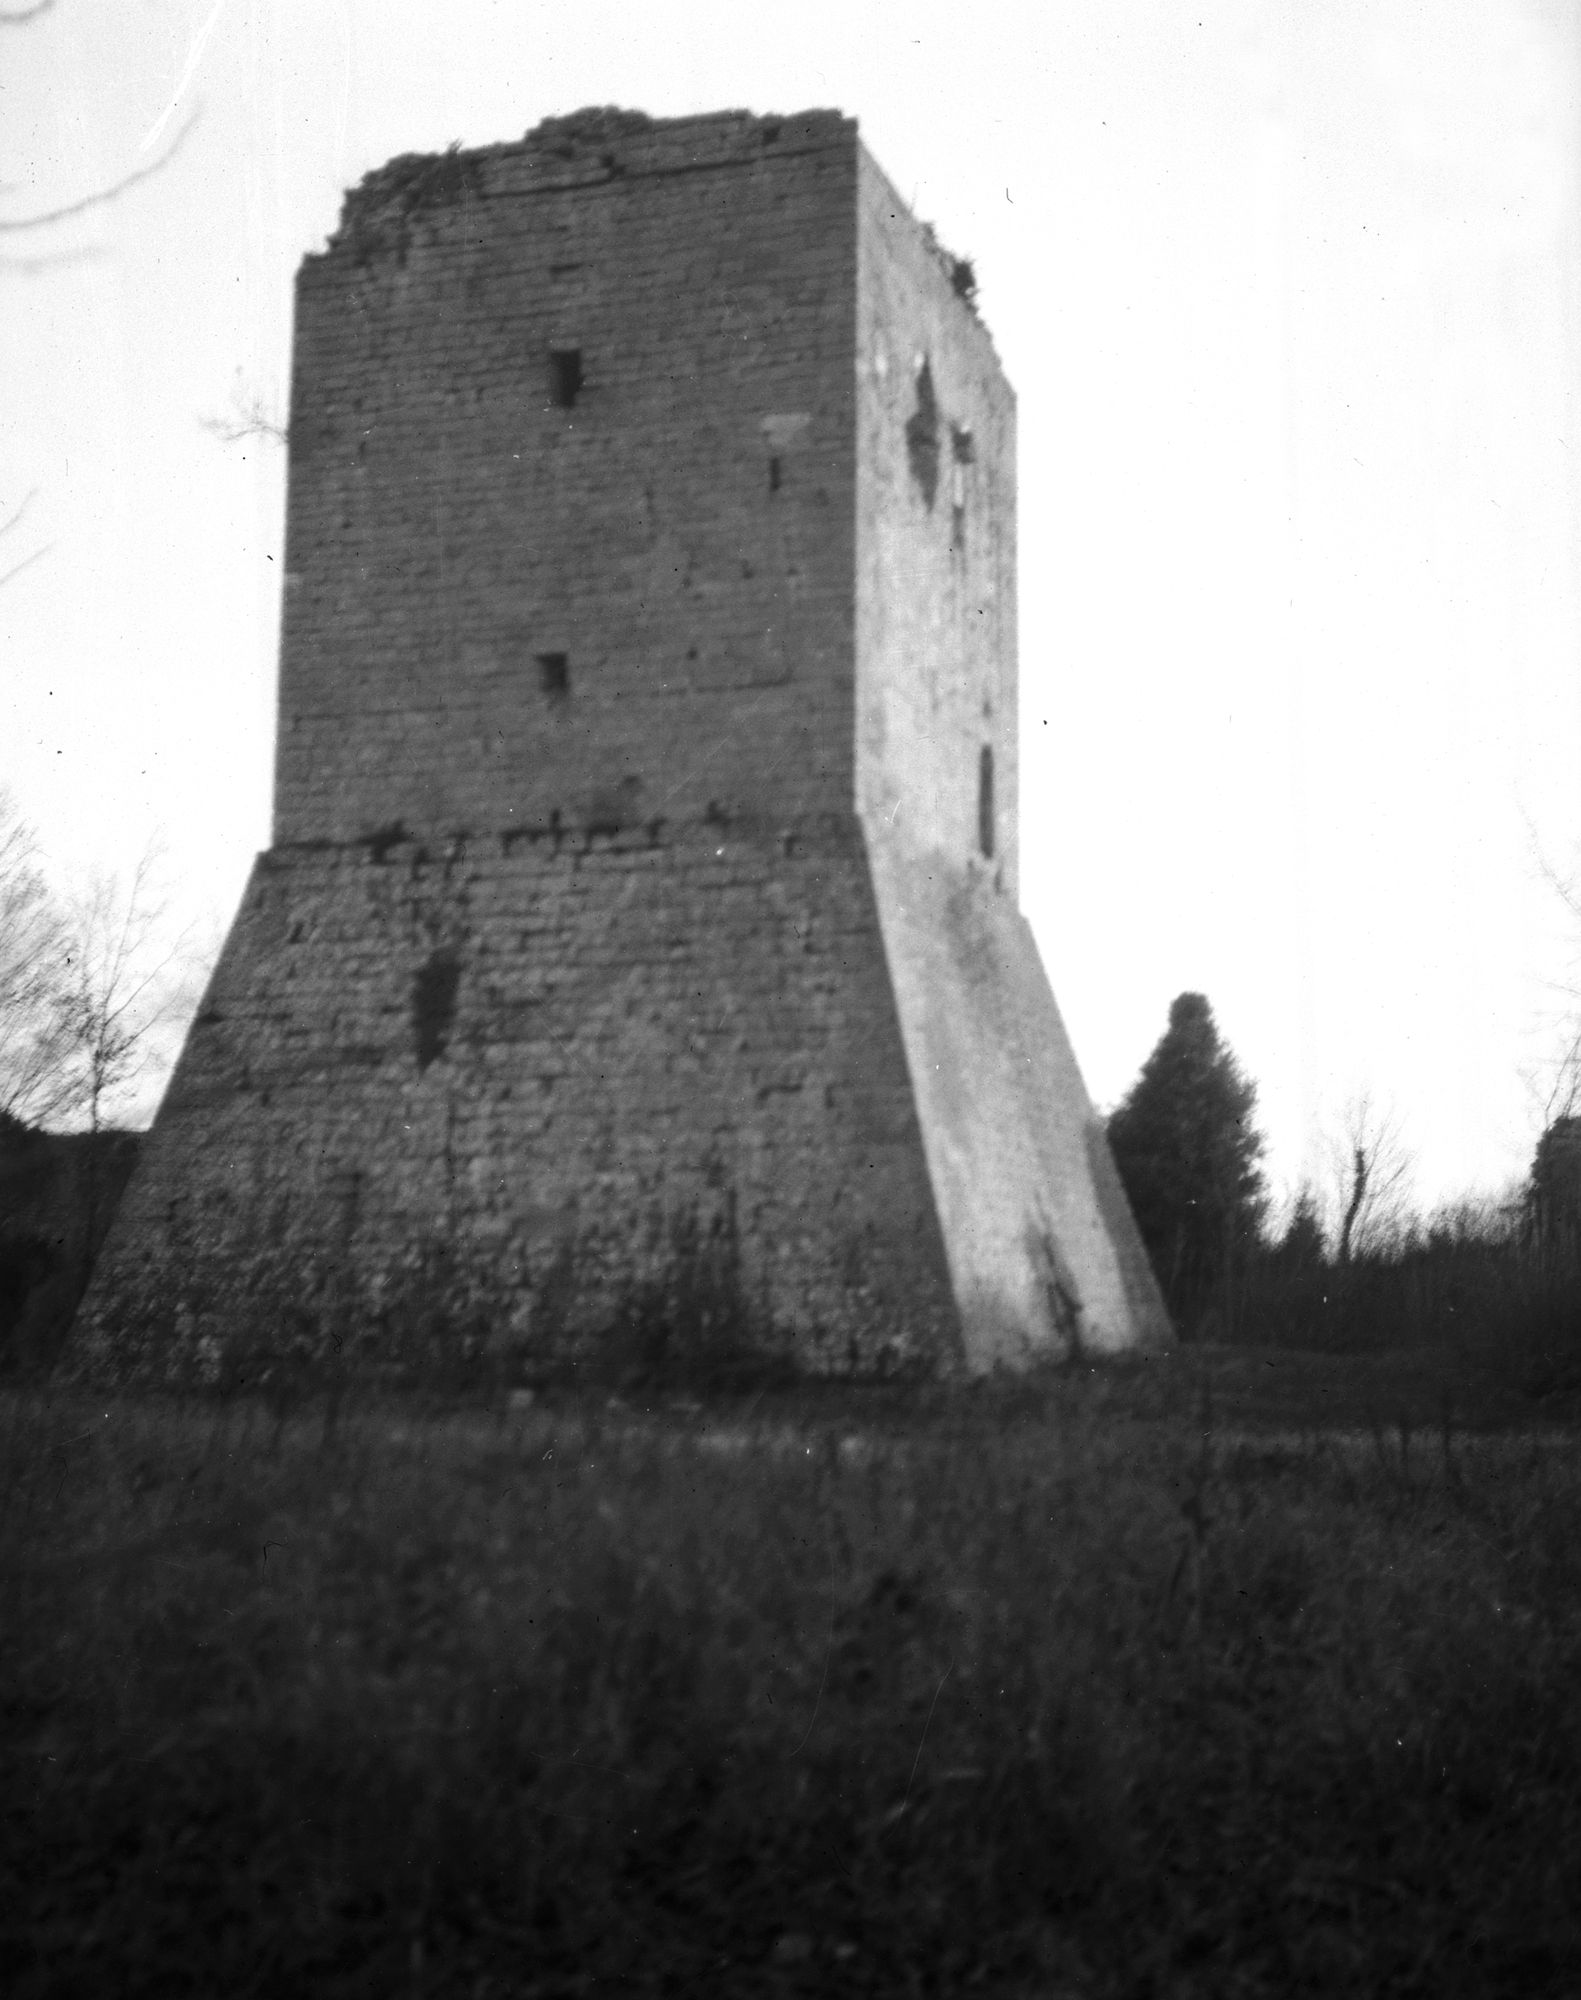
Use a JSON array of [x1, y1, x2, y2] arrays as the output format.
[[548, 347, 583, 408], [978, 743, 995, 860], [906, 358, 940, 508], [412, 948, 462, 1071], [537, 651, 569, 697]]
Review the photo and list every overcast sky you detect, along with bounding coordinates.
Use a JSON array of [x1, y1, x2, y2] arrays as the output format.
[[3, 0, 1579, 1218]]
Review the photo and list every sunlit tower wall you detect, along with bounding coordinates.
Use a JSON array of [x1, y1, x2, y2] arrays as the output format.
[[80, 107, 1168, 1380]]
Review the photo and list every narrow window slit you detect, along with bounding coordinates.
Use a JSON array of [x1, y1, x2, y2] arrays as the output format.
[[537, 651, 569, 697], [978, 744, 995, 860], [412, 948, 462, 1073], [548, 347, 583, 408]]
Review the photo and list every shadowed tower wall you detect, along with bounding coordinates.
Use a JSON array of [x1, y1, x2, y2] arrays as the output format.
[[81, 108, 1168, 1379]]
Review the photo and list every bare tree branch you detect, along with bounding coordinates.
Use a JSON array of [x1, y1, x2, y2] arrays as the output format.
[[1523, 814, 1581, 1122], [0, 791, 76, 1125], [57, 845, 201, 1134], [200, 384, 288, 448], [0, 803, 205, 1133], [0, 104, 201, 233], [1544, 1021, 1581, 1128], [1533, 838, 1581, 926]]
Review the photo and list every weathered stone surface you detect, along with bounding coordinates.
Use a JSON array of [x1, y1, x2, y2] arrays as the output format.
[[78, 106, 1168, 1381]]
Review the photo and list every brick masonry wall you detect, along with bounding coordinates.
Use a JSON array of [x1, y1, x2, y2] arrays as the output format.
[[854, 150, 1170, 1357], [277, 110, 860, 847], [853, 148, 1019, 898], [82, 817, 959, 1379]]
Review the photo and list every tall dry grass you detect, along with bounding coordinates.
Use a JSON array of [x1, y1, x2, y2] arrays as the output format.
[[4, 1364, 1580, 1996]]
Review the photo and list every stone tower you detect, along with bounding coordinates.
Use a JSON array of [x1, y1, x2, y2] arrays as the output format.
[[81, 107, 1168, 1379]]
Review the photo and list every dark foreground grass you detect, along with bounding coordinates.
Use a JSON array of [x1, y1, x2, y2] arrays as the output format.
[[3, 1364, 1581, 1998]]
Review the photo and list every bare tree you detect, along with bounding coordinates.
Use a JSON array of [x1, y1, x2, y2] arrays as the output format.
[[1520, 844, 1581, 1271], [1545, 1029, 1581, 1135], [1542, 861, 1581, 1127], [1330, 1092, 1414, 1265], [0, 798, 197, 1134], [200, 378, 289, 450], [1515, 816, 1581, 1128], [55, 851, 196, 1139], [53, 850, 203, 1277], [0, 791, 78, 1124], [1, 801, 207, 1342]]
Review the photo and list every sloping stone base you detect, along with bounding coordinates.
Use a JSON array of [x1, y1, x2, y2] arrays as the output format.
[[867, 840, 1172, 1364], [75, 817, 964, 1384]]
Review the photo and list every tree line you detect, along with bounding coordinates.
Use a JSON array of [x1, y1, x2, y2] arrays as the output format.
[[0, 795, 197, 1367], [1109, 989, 1581, 1374]]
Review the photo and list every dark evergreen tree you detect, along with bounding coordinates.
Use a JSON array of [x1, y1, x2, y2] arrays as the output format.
[[1107, 992, 1266, 1323], [1528, 1114, 1581, 1263], [1276, 1185, 1328, 1269]]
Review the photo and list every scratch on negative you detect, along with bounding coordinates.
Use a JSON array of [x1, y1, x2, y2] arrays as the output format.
[[901, 1661, 953, 1810]]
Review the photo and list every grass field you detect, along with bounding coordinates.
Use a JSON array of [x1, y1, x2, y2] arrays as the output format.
[[4, 1350, 1581, 1997]]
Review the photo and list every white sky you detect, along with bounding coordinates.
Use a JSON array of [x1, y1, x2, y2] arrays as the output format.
[[3, 0, 1579, 1218]]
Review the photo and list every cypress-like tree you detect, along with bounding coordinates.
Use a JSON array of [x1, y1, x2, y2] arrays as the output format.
[[1276, 1186, 1328, 1270], [1107, 992, 1266, 1323]]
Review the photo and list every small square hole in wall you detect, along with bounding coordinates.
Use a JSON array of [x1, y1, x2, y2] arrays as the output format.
[[537, 651, 569, 697], [548, 347, 583, 408]]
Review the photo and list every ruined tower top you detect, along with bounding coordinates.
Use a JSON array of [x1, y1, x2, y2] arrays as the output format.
[[331, 109, 860, 247], [325, 108, 987, 317]]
